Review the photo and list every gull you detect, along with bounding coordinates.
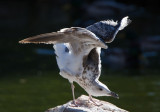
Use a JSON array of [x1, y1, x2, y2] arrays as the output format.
[[19, 16, 131, 106]]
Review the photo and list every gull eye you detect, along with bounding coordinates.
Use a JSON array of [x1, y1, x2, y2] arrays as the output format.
[[99, 88, 103, 91]]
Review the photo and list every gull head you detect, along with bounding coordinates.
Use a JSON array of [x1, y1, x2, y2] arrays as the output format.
[[90, 81, 119, 99]]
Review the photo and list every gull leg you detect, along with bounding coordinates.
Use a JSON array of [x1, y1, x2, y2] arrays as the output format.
[[89, 94, 102, 106], [71, 83, 78, 106], [71, 83, 76, 103]]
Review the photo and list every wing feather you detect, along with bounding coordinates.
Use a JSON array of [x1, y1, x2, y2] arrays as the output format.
[[19, 27, 107, 48], [19, 27, 107, 54], [19, 32, 72, 44]]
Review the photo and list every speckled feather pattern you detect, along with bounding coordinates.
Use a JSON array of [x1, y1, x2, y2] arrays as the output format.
[[19, 16, 131, 98], [54, 16, 130, 97]]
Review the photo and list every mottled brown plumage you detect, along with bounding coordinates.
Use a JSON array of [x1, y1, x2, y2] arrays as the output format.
[[19, 16, 131, 106]]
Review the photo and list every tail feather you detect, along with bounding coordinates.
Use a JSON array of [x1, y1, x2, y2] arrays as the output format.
[[119, 16, 131, 30]]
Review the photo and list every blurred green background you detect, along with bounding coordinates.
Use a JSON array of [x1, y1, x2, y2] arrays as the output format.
[[0, 0, 160, 112]]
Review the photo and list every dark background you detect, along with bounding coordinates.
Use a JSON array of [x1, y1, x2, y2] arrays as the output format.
[[0, 0, 160, 74], [0, 0, 160, 112]]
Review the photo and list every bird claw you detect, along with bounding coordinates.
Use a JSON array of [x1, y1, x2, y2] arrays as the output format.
[[70, 100, 80, 107], [88, 100, 103, 106], [88, 96, 103, 106], [94, 102, 103, 106]]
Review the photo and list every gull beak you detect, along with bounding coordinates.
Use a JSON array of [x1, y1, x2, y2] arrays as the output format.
[[110, 91, 119, 99]]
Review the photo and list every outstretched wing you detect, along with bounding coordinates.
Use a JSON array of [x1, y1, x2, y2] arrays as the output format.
[[19, 27, 107, 54]]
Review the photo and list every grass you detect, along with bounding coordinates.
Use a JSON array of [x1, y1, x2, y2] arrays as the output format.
[[0, 70, 160, 112]]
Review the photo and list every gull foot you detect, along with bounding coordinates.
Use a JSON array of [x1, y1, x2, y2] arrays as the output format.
[[88, 99, 103, 106], [88, 95, 103, 106], [70, 101, 80, 107]]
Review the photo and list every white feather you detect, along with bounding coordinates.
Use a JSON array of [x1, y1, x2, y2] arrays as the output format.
[[119, 16, 131, 30]]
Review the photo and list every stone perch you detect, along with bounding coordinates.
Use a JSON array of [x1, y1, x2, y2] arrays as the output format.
[[45, 95, 128, 112]]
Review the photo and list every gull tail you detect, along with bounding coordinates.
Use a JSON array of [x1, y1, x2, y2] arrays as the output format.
[[118, 16, 131, 30], [106, 16, 131, 43]]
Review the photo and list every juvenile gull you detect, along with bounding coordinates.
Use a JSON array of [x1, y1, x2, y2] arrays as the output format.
[[19, 16, 131, 105]]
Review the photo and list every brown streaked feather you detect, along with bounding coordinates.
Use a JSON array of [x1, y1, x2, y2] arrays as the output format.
[[82, 48, 101, 80], [19, 27, 107, 55], [19, 27, 107, 49], [19, 32, 70, 44]]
